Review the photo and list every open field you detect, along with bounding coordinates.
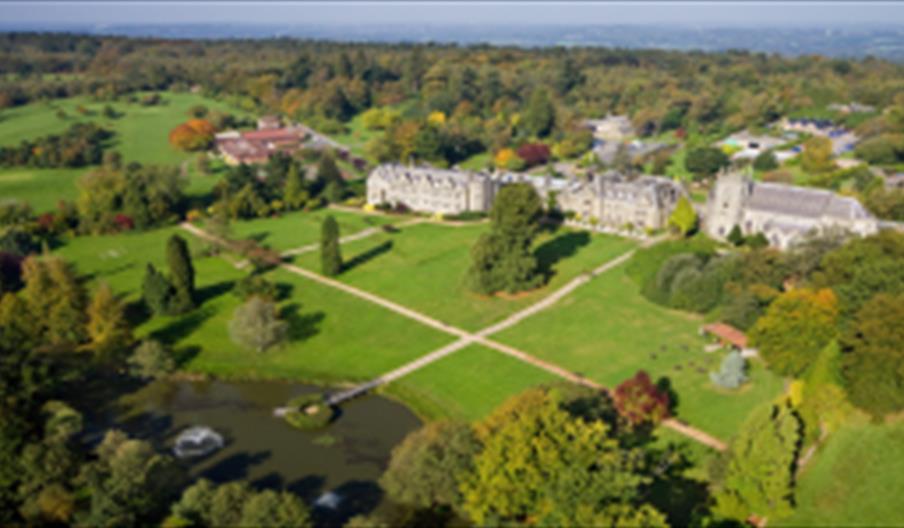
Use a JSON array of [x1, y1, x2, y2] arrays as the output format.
[[224, 208, 398, 253], [53, 225, 454, 385], [0, 166, 87, 212], [383, 344, 559, 421], [784, 421, 904, 526], [493, 264, 785, 440], [292, 222, 638, 331], [0, 91, 249, 165]]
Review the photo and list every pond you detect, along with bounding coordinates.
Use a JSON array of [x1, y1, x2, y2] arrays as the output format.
[[83, 379, 421, 524]]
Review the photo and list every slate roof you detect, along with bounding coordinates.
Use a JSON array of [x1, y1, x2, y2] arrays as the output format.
[[747, 182, 871, 221]]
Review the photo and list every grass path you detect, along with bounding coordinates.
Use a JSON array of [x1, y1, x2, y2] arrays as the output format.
[[181, 220, 726, 450]]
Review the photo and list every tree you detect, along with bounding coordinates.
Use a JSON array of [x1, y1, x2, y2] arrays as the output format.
[[85, 283, 132, 362], [801, 136, 835, 173], [668, 196, 697, 236], [320, 215, 342, 277], [753, 150, 779, 172], [712, 403, 801, 523], [380, 421, 479, 510], [228, 297, 288, 353], [127, 340, 175, 379], [168, 119, 215, 152], [684, 147, 729, 180], [166, 234, 195, 313], [522, 88, 555, 138], [460, 387, 664, 526], [169, 479, 310, 527], [467, 183, 543, 295], [141, 264, 175, 316], [78, 430, 185, 527], [710, 351, 748, 389], [612, 370, 670, 427], [283, 163, 308, 210], [314, 153, 342, 197], [20, 256, 87, 349], [749, 288, 838, 377], [840, 293, 904, 416], [727, 224, 745, 246]]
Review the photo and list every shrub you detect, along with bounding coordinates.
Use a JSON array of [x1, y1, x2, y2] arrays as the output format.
[[613, 370, 670, 426], [710, 351, 748, 389], [232, 274, 280, 301], [228, 296, 288, 352], [283, 393, 335, 430], [127, 340, 175, 379]]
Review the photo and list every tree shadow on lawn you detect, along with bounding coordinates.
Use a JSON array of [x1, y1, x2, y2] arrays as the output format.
[[534, 230, 591, 282], [281, 302, 326, 341], [196, 279, 237, 305], [148, 305, 217, 347], [342, 240, 393, 273], [245, 231, 270, 244]]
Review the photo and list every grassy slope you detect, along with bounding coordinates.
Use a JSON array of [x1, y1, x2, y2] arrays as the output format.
[[53, 225, 453, 385], [783, 421, 904, 526], [383, 345, 559, 421], [0, 167, 87, 212], [493, 265, 784, 440], [293, 223, 638, 331], [224, 209, 397, 252]]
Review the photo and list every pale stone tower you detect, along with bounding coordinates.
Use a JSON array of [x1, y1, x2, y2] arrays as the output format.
[[704, 169, 752, 240]]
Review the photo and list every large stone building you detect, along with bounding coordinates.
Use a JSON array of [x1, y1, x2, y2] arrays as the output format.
[[366, 164, 497, 214], [705, 170, 880, 249], [366, 164, 685, 230]]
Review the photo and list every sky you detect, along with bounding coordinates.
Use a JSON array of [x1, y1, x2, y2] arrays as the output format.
[[3, 1, 904, 28]]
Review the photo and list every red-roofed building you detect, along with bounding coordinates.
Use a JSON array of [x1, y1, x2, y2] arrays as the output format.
[[215, 122, 307, 166], [701, 323, 750, 351]]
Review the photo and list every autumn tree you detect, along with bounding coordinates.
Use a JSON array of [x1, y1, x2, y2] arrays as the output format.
[[467, 183, 543, 295], [168, 119, 216, 152], [613, 370, 670, 426], [320, 215, 342, 277], [460, 387, 666, 526], [380, 421, 479, 510], [668, 196, 697, 236], [801, 135, 835, 173], [228, 297, 288, 353], [749, 288, 838, 377], [85, 283, 132, 362], [840, 293, 904, 416], [712, 402, 801, 523], [20, 256, 88, 349]]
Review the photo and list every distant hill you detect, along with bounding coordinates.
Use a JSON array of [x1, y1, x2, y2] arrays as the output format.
[[2, 23, 903, 60]]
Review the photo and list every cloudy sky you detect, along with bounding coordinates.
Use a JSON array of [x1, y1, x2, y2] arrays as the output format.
[[3, 1, 904, 27]]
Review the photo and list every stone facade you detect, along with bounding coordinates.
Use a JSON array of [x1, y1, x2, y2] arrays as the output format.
[[366, 164, 497, 214], [705, 170, 879, 249], [366, 164, 685, 230]]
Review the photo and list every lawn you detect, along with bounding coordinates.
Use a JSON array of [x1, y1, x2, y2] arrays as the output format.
[[0, 166, 87, 212], [0, 91, 249, 165], [292, 222, 638, 331], [493, 264, 785, 440], [328, 112, 382, 161], [783, 421, 904, 526], [383, 345, 559, 422], [53, 226, 454, 385], [223, 208, 398, 253]]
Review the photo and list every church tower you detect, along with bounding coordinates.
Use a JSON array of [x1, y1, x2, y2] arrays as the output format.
[[704, 169, 751, 240]]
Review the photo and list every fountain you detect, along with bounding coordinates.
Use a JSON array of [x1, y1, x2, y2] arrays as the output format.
[[173, 425, 224, 459], [314, 491, 342, 510]]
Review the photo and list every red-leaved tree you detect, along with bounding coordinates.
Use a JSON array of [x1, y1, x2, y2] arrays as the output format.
[[516, 143, 551, 168], [613, 370, 670, 426]]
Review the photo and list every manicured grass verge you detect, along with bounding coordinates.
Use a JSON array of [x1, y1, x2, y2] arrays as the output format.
[[224, 208, 397, 253], [0, 167, 87, 212], [493, 265, 784, 440], [782, 421, 904, 527], [382, 345, 559, 422], [293, 223, 638, 331]]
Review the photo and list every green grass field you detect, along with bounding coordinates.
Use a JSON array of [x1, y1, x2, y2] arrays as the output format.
[[292, 222, 638, 331], [0, 166, 87, 212], [493, 264, 785, 440], [383, 345, 559, 421], [53, 226, 454, 385], [0, 91, 249, 165], [784, 421, 904, 526], [224, 208, 398, 252], [328, 112, 382, 161]]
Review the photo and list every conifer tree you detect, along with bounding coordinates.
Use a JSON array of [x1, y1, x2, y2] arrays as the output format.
[[283, 162, 308, 210], [166, 234, 195, 313], [320, 215, 342, 277], [141, 264, 174, 316], [668, 196, 698, 237]]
